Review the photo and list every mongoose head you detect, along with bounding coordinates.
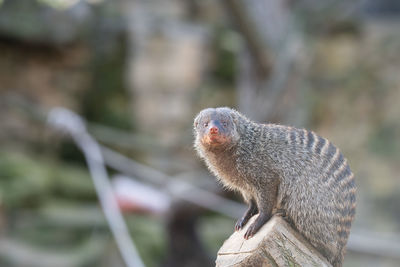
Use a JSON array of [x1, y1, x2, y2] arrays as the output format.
[[193, 107, 240, 152]]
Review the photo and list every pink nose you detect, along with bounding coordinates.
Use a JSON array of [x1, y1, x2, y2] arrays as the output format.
[[210, 126, 218, 134]]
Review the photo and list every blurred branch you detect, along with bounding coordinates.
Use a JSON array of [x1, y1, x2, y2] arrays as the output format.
[[48, 108, 145, 267], [88, 122, 162, 151], [221, 0, 271, 77], [222, 0, 305, 123], [256, 36, 305, 122], [100, 146, 245, 219]]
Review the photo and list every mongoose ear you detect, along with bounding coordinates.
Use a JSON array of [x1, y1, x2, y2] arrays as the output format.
[[229, 111, 239, 125], [193, 115, 200, 128], [233, 116, 238, 124]]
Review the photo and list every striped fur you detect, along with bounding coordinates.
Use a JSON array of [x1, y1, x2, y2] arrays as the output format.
[[194, 107, 356, 267]]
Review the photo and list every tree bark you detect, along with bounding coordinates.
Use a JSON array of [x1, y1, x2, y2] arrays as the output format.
[[216, 215, 332, 267]]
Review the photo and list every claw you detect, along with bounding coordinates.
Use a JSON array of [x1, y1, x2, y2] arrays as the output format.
[[244, 224, 256, 239], [243, 212, 271, 239], [235, 219, 245, 231]]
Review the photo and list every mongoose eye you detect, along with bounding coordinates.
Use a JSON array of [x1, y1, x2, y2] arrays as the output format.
[[204, 122, 209, 127]]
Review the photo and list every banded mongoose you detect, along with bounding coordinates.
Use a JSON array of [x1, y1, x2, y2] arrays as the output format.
[[193, 107, 356, 267]]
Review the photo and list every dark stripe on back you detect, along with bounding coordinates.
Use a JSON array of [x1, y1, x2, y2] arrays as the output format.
[[349, 207, 356, 217], [326, 142, 337, 159], [321, 144, 337, 182], [342, 219, 352, 228], [344, 187, 356, 201], [341, 174, 355, 189], [326, 153, 345, 178], [307, 131, 315, 150], [336, 165, 352, 184], [290, 131, 296, 145], [315, 136, 326, 154], [349, 192, 356, 205], [299, 130, 305, 145], [338, 229, 348, 239]]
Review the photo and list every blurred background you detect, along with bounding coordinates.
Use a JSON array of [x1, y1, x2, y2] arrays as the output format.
[[0, 0, 400, 266]]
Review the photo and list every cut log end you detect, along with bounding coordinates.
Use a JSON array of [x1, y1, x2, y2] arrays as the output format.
[[216, 215, 332, 267]]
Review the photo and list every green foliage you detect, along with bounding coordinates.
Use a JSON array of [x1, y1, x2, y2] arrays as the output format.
[[0, 150, 95, 209], [81, 19, 133, 130], [126, 215, 166, 267], [38, 0, 77, 10], [199, 215, 235, 255], [0, 151, 52, 208], [210, 28, 240, 84]]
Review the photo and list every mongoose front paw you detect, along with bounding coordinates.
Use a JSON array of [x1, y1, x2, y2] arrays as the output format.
[[243, 223, 257, 239], [235, 218, 247, 231], [243, 213, 270, 239]]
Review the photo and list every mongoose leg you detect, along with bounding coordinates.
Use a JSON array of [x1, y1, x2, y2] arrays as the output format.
[[243, 211, 271, 239], [244, 182, 277, 239], [235, 199, 258, 231]]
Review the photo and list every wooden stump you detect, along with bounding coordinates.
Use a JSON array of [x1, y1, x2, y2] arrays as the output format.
[[216, 215, 332, 267]]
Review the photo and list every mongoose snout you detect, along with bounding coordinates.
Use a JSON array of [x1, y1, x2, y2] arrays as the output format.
[[194, 109, 238, 148], [208, 121, 219, 134]]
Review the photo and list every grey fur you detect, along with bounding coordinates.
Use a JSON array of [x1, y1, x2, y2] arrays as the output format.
[[193, 107, 356, 267]]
